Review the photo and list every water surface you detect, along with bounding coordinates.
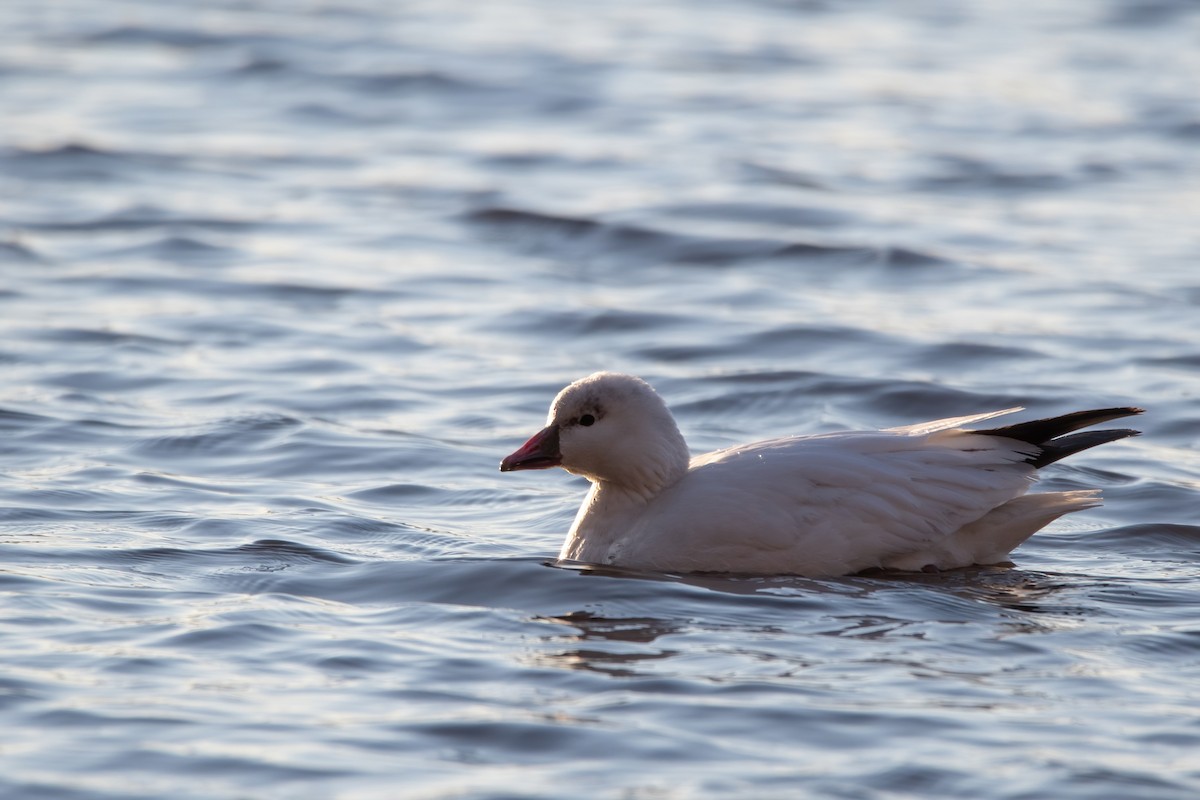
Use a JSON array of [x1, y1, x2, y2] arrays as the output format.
[[2, 1, 1199, 798]]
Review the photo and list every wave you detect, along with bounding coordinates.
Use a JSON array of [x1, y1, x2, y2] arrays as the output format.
[[467, 206, 955, 269]]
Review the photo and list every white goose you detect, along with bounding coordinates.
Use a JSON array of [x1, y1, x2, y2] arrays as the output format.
[[500, 372, 1141, 576]]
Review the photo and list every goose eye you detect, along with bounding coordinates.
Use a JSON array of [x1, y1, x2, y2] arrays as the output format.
[[578, 414, 596, 427]]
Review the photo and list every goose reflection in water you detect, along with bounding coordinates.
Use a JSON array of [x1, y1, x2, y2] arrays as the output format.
[[531, 562, 1083, 678], [531, 611, 682, 677]]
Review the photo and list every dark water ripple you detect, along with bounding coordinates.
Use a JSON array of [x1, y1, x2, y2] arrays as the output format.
[[468, 205, 956, 269], [1, 0, 1199, 798]]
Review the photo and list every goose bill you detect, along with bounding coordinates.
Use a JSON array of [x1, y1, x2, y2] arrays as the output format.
[[500, 425, 562, 471]]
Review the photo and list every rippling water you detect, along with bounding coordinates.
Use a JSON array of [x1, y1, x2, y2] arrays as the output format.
[[2, 1, 1199, 798]]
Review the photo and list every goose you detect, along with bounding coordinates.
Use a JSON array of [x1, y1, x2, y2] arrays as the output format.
[[500, 372, 1141, 576]]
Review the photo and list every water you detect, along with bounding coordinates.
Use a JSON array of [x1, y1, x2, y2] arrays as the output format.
[[2, 0, 1199, 797]]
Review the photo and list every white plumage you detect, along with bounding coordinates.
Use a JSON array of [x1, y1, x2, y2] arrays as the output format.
[[500, 372, 1140, 577]]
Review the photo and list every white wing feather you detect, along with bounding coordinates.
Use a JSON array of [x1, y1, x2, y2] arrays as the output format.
[[883, 406, 1024, 435], [613, 423, 1040, 575]]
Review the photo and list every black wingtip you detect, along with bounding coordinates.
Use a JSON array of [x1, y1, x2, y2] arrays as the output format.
[[1027, 427, 1140, 468], [976, 407, 1143, 468]]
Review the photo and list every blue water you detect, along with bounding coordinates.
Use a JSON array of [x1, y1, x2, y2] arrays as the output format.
[[2, 1, 1199, 798]]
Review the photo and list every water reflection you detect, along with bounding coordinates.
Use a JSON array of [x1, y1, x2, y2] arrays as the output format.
[[531, 563, 1091, 678], [552, 557, 864, 598], [531, 611, 681, 677], [555, 557, 1078, 618]]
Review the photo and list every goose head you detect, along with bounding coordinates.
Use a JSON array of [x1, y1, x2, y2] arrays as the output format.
[[500, 372, 690, 495]]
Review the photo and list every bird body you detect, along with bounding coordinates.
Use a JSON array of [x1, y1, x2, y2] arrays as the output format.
[[500, 373, 1140, 577]]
